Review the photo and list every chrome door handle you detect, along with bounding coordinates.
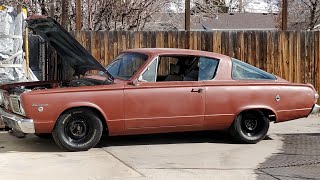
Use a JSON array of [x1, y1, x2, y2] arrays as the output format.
[[191, 88, 203, 93]]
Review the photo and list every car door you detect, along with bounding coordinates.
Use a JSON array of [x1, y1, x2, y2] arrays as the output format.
[[196, 57, 235, 130], [124, 57, 205, 134]]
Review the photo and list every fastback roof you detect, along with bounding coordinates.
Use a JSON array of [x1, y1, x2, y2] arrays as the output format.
[[122, 48, 231, 61]]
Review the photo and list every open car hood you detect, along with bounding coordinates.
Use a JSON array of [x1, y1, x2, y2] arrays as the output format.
[[26, 15, 108, 76]]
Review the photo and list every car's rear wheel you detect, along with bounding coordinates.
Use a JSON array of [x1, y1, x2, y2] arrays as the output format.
[[52, 108, 103, 151], [230, 110, 269, 144]]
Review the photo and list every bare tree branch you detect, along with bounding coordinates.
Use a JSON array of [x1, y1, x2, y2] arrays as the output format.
[[1, 0, 173, 31]]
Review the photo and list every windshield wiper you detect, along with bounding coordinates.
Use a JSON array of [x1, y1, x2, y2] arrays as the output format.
[[99, 68, 114, 83], [105, 70, 114, 83]]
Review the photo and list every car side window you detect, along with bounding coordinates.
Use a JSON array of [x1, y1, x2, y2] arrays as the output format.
[[198, 57, 219, 81], [140, 56, 219, 82], [232, 59, 276, 80], [141, 57, 158, 82]]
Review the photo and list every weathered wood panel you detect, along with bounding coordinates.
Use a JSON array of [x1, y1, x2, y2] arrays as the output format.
[[68, 31, 320, 93]]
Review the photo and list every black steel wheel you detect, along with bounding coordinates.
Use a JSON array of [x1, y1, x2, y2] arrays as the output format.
[[230, 110, 269, 144], [52, 108, 103, 151]]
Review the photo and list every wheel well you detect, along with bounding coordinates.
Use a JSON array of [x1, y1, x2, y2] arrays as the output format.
[[259, 109, 276, 122], [58, 106, 108, 132], [238, 109, 276, 122]]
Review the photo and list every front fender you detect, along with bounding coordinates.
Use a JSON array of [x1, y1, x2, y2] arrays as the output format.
[[20, 88, 124, 133], [57, 102, 109, 123]]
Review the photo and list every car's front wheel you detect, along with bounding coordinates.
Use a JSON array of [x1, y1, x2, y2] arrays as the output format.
[[52, 108, 103, 151], [230, 110, 269, 144]]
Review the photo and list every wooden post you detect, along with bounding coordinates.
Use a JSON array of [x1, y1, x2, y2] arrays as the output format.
[[18, 5, 30, 79], [281, 0, 288, 30], [239, 0, 243, 12], [88, 0, 92, 30], [76, 0, 81, 30], [25, 28, 30, 79], [61, 0, 67, 28], [185, 0, 190, 30], [50, 0, 55, 18]]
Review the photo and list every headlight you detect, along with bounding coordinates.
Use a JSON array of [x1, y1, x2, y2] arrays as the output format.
[[9, 95, 25, 116]]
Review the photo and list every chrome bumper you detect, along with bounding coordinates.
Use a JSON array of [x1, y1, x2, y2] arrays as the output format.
[[311, 104, 320, 114], [0, 108, 35, 133]]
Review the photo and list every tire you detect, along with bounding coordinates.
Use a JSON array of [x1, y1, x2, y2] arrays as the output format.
[[4, 126, 11, 131], [12, 129, 26, 138], [230, 110, 269, 144], [34, 133, 52, 139], [52, 108, 103, 151]]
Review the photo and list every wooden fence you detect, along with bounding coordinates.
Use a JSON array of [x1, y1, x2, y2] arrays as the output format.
[[69, 30, 320, 92]]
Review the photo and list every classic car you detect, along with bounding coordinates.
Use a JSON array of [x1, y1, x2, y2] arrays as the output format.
[[0, 16, 319, 151]]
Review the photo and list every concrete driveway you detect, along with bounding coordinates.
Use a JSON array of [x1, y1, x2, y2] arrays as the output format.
[[0, 116, 319, 180]]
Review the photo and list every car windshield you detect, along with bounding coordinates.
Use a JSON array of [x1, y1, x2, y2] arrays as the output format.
[[104, 52, 148, 80]]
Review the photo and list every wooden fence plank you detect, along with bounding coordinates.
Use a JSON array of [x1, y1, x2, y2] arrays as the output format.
[[229, 31, 236, 58], [310, 31, 315, 85], [295, 32, 301, 83], [301, 31, 306, 83], [221, 31, 228, 56], [260, 31, 267, 71], [248, 32, 255, 66], [103, 31, 109, 65], [288, 32, 294, 82], [244, 31, 251, 64], [151, 31, 157, 48], [266, 32, 272, 73], [255, 31, 260, 69], [314, 31, 320, 92], [185, 31, 190, 49], [108, 31, 114, 62], [212, 31, 221, 53], [305, 31, 310, 83], [168, 31, 173, 48], [189, 31, 194, 50]]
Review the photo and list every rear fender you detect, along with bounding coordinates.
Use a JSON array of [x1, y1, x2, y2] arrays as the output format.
[[234, 105, 277, 122]]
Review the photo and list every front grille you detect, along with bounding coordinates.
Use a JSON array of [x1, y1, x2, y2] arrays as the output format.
[[10, 95, 23, 115]]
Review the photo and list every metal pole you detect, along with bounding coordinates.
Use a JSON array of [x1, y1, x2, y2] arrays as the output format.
[[18, 5, 30, 79], [76, 0, 81, 30], [282, 0, 288, 30], [185, 0, 190, 31], [25, 28, 29, 79]]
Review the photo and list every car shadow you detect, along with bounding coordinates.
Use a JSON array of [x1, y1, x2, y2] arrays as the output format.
[[0, 130, 274, 152], [0, 132, 62, 153], [97, 130, 260, 147]]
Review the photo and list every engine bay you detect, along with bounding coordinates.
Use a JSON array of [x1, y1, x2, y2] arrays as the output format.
[[6, 77, 110, 96]]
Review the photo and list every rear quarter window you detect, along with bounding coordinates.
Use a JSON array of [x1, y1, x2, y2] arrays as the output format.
[[231, 59, 276, 80]]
